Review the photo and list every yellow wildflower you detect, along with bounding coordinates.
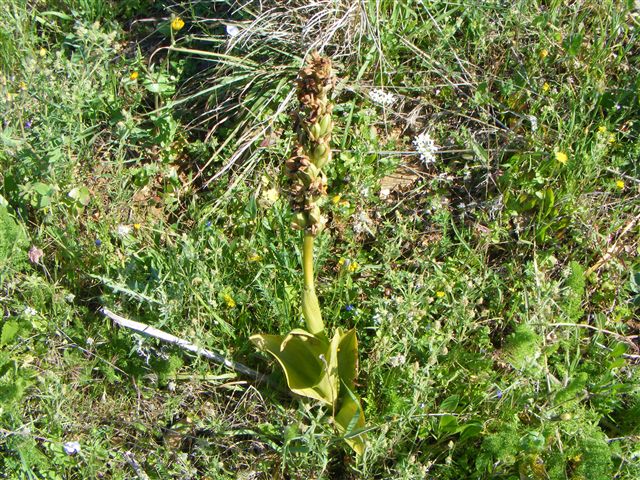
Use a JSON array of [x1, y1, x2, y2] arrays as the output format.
[[19, 81, 27, 91], [436, 291, 446, 298], [539, 48, 548, 59], [615, 180, 624, 190], [542, 82, 550, 93], [248, 253, 262, 262], [129, 71, 139, 80], [39, 47, 47, 57], [598, 126, 607, 134], [338, 258, 346, 266], [331, 194, 341, 205], [555, 151, 568, 165], [222, 293, 236, 308], [608, 133, 615, 144], [133, 223, 141, 230], [347, 261, 359, 273], [171, 17, 185, 31]]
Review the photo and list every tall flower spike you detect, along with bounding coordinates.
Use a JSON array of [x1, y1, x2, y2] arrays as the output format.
[[287, 52, 335, 237]]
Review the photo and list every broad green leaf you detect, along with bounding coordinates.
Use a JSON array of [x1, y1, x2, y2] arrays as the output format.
[[335, 328, 358, 390], [302, 287, 325, 336], [335, 384, 367, 455], [251, 331, 336, 405], [33, 182, 53, 196], [438, 414, 458, 433], [440, 394, 460, 412], [1, 320, 19, 345], [457, 421, 483, 442], [68, 186, 91, 206], [611, 342, 628, 358]]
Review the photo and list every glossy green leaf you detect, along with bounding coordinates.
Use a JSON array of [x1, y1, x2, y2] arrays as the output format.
[[250, 330, 337, 405], [302, 286, 325, 336], [335, 383, 367, 455], [335, 328, 358, 390]]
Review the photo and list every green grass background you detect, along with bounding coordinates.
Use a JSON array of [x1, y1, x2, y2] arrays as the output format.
[[1, 0, 639, 478]]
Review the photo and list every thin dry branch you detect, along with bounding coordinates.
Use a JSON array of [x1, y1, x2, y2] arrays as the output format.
[[101, 307, 265, 381]]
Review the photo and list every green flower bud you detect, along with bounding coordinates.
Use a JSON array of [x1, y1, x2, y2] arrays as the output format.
[[291, 212, 307, 230], [319, 114, 332, 137], [309, 123, 322, 141], [307, 204, 322, 225], [312, 143, 330, 168]]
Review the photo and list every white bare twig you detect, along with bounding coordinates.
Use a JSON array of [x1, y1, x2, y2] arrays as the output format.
[[101, 307, 265, 381]]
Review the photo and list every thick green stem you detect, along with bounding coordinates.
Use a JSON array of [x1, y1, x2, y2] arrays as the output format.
[[303, 233, 315, 289], [302, 232, 325, 336]]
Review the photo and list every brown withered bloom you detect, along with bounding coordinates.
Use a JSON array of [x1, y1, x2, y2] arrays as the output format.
[[285, 52, 335, 237]]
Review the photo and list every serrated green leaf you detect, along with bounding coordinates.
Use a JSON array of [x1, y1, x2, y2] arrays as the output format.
[[1, 321, 19, 345]]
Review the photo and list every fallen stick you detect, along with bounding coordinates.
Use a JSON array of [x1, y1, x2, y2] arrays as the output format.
[[101, 307, 266, 382]]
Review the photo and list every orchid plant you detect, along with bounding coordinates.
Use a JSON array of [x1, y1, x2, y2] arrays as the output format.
[[250, 52, 366, 455]]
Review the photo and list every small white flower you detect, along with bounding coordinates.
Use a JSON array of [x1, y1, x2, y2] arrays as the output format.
[[352, 211, 374, 235], [226, 25, 240, 38], [368, 88, 396, 106], [413, 131, 439, 165], [117, 224, 132, 236], [23, 306, 37, 317], [63, 441, 81, 455], [528, 115, 538, 132], [388, 354, 407, 367]]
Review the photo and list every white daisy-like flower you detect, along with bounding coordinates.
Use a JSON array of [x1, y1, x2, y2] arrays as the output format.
[[413, 131, 439, 165], [368, 88, 396, 106], [24, 306, 37, 317], [117, 224, 132, 236]]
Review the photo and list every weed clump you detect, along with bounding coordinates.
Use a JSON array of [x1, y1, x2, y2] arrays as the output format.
[[504, 324, 541, 372]]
